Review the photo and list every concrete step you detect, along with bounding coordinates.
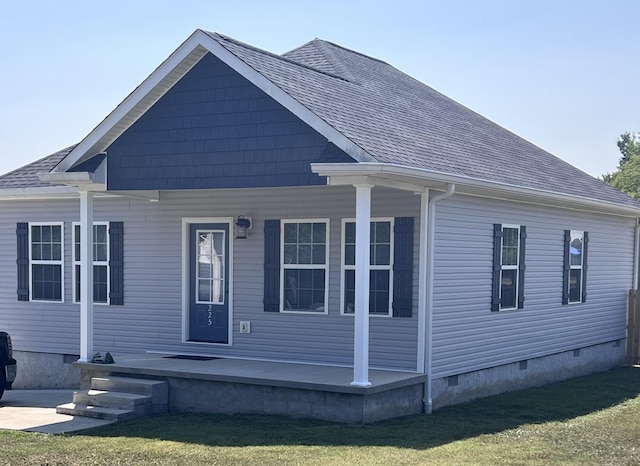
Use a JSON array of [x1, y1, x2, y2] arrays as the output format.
[[91, 376, 168, 405], [56, 402, 135, 422], [73, 389, 153, 413]]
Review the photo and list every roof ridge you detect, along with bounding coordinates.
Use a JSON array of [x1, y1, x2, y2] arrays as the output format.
[[205, 31, 352, 83], [314, 39, 389, 66], [312, 40, 357, 83]]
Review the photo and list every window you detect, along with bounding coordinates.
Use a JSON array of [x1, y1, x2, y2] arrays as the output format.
[[563, 230, 588, 304], [29, 223, 64, 302], [492, 224, 526, 311], [263, 217, 413, 316], [281, 220, 329, 313], [73, 223, 109, 304], [341, 219, 393, 316], [16, 221, 123, 305]]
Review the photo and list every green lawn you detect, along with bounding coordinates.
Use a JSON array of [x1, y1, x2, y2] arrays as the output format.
[[1, 367, 639, 465]]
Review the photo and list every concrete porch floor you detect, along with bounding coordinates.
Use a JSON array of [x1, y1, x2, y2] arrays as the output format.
[[74, 353, 426, 423], [76, 353, 424, 392]]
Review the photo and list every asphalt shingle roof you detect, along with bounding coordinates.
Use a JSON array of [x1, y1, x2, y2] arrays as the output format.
[[207, 32, 640, 210], [0, 145, 76, 189], [3, 31, 638, 212]]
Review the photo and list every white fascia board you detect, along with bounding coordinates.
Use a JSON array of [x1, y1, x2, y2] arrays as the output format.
[[39, 172, 93, 183], [39, 172, 106, 192], [0, 186, 79, 200], [311, 162, 640, 217], [54, 30, 210, 173]]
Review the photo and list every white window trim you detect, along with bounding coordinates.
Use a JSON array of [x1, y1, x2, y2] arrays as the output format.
[[29, 221, 65, 303], [568, 229, 584, 305], [340, 217, 395, 317], [72, 221, 110, 305], [280, 218, 330, 314], [499, 224, 520, 311]]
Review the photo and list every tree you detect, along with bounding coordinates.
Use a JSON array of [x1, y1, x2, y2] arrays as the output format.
[[603, 132, 640, 199]]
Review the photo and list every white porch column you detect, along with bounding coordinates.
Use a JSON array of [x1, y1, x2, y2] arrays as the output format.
[[417, 189, 429, 372], [351, 183, 373, 387], [79, 190, 94, 362]]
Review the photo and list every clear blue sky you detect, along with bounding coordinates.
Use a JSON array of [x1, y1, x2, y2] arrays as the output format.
[[1, 0, 638, 178]]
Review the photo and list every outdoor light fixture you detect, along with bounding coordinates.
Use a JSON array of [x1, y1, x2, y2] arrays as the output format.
[[235, 216, 251, 239]]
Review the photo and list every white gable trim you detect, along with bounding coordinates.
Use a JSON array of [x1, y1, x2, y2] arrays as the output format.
[[199, 33, 375, 163], [55, 30, 374, 174], [55, 32, 210, 172]]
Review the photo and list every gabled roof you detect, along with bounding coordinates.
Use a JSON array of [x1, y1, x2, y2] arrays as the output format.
[[4, 30, 640, 214]]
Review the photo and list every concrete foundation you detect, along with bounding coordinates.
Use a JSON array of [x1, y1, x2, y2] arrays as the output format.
[[75, 355, 425, 424], [11, 351, 81, 389], [18, 338, 625, 421], [432, 339, 626, 409], [167, 377, 423, 423]]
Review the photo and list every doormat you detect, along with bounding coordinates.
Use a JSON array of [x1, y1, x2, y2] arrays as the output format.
[[164, 355, 219, 361]]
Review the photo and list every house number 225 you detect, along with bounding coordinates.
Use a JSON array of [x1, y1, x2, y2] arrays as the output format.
[[207, 305, 213, 326]]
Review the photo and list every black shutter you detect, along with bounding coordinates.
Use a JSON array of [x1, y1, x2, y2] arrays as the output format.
[[109, 222, 124, 305], [517, 226, 527, 309], [491, 224, 502, 312], [264, 219, 280, 312], [17, 222, 29, 301], [582, 232, 589, 303], [392, 217, 414, 317], [562, 230, 571, 305]]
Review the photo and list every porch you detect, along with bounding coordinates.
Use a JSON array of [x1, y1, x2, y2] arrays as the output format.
[[73, 353, 426, 424]]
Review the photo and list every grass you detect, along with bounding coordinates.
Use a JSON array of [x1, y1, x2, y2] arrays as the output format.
[[1, 367, 639, 465]]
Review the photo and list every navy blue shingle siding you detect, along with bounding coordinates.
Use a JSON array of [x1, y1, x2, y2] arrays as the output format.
[[105, 53, 354, 191]]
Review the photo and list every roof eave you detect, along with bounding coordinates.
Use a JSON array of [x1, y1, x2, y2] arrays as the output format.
[[38, 171, 106, 192], [0, 186, 80, 200], [311, 162, 640, 217]]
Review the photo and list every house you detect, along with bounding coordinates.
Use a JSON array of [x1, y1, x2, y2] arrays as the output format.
[[1, 30, 638, 423]]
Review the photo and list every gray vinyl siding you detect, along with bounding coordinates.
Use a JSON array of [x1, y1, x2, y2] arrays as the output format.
[[0, 200, 80, 354], [0, 186, 420, 371], [430, 194, 635, 378], [0, 187, 635, 374]]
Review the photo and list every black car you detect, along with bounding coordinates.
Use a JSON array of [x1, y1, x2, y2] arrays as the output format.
[[0, 331, 17, 400]]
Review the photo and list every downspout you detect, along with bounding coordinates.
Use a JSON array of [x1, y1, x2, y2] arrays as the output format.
[[424, 183, 455, 414], [634, 218, 640, 290]]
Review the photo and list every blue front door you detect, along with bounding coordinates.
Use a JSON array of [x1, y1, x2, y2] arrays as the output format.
[[189, 223, 229, 343]]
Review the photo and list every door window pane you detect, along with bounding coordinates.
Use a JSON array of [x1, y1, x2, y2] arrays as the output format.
[[196, 230, 225, 304]]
